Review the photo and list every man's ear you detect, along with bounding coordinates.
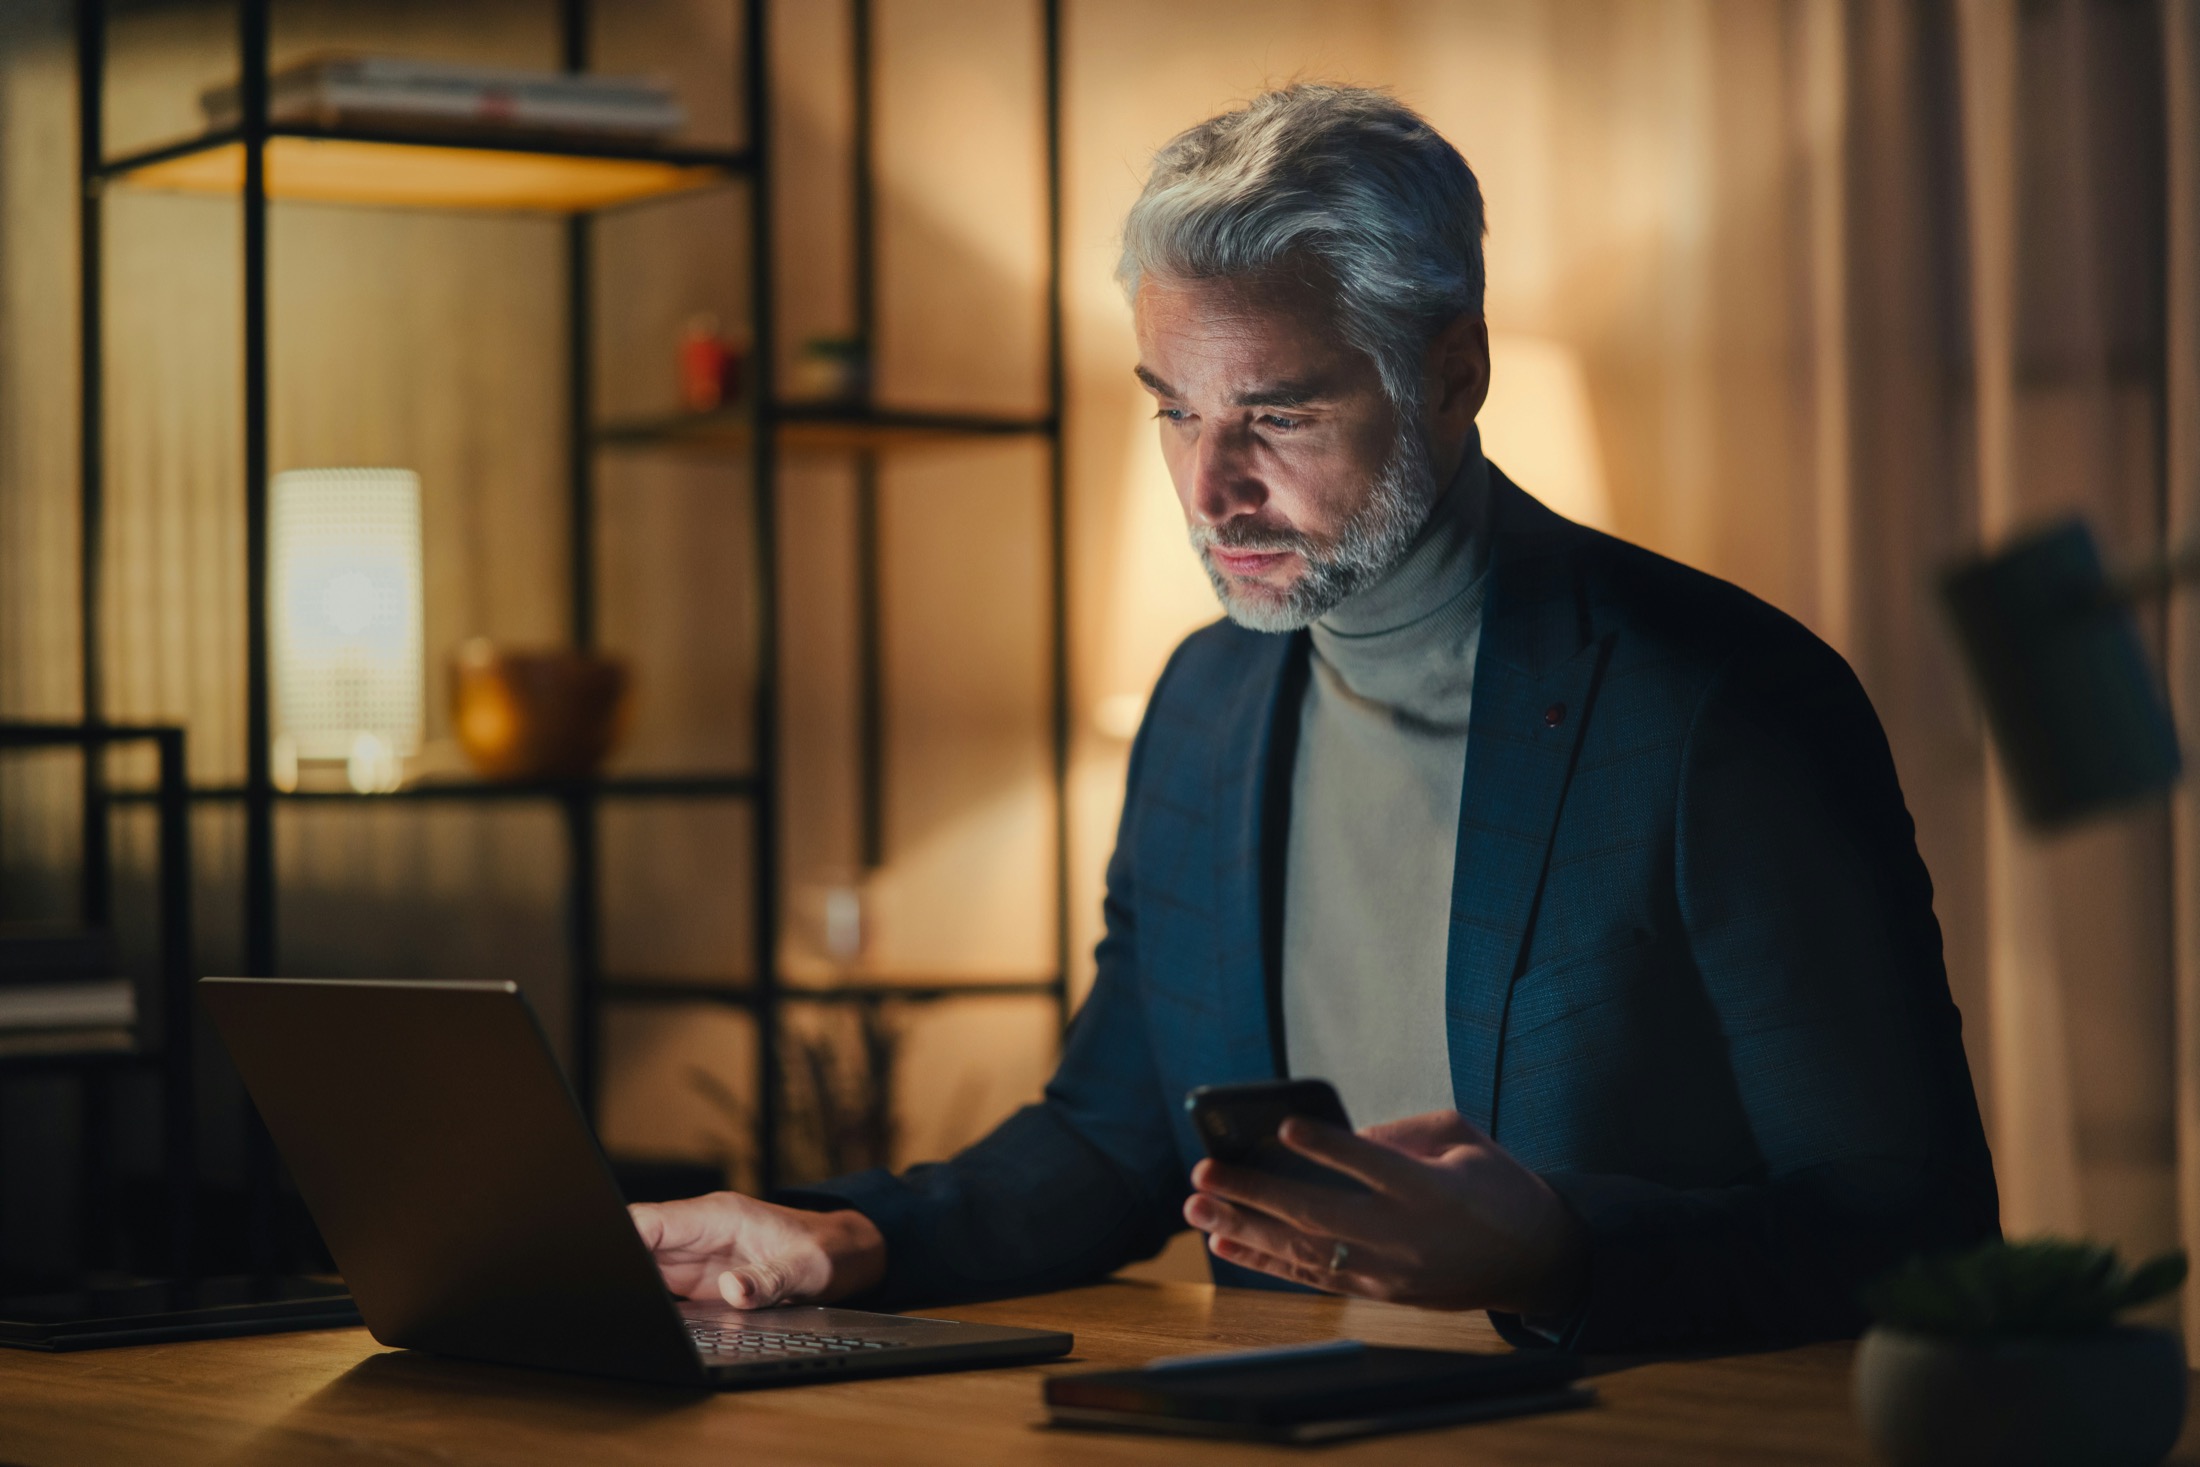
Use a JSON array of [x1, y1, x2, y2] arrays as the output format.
[[1421, 313, 1490, 440]]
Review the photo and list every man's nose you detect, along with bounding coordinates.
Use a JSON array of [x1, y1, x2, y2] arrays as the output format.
[[1187, 424, 1266, 527]]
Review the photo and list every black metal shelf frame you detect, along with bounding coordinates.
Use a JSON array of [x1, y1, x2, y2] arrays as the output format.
[[0, 722, 196, 1275], [73, 0, 1071, 1213], [595, 402, 1060, 450], [769, 404, 1058, 436]]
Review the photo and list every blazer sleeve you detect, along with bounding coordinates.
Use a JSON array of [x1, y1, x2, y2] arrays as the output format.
[[774, 677, 1193, 1311], [1499, 636, 2000, 1352]]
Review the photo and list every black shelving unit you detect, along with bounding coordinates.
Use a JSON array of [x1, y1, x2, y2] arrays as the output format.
[[0, 722, 196, 1279], [75, 0, 1069, 1209]]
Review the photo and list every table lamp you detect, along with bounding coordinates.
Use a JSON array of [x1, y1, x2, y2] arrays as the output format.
[[1941, 519, 2184, 828], [268, 467, 425, 794]]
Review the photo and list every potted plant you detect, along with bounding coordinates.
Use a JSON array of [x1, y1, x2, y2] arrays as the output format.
[[1855, 1239, 2188, 1466]]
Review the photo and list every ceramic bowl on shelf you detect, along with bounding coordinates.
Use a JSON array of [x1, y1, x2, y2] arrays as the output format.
[[451, 639, 632, 782]]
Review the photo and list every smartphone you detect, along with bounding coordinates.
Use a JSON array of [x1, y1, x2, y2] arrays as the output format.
[[1184, 1079, 1367, 1193]]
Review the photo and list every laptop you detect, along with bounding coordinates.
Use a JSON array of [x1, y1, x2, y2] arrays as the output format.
[[199, 976, 1071, 1389]]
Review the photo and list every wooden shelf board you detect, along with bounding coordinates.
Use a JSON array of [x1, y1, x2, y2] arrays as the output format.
[[111, 134, 732, 214]]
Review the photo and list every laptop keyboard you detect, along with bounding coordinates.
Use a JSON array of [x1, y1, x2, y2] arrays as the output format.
[[687, 1324, 902, 1362]]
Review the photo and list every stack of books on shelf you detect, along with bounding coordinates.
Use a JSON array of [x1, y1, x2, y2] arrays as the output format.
[[200, 55, 686, 142], [0, 926, 137, 1059]]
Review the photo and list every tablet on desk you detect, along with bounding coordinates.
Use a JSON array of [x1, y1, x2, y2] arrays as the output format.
[[1044, 1338, 1592, 1444], [0, 1275, 359, 1351]]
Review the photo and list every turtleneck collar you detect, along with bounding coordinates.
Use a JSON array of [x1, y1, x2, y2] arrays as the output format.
[[1307, 430, 1491, 724]]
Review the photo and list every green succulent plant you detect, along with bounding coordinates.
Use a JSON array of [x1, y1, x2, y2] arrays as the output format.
[[1864, 1239, 2187, 1340]]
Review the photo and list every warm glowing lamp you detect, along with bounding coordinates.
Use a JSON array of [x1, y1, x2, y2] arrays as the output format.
[[269, 468, 425, 793], [1481, 333, 1612, 532]]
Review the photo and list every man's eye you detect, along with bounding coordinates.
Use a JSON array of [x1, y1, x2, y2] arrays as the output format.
[[1259, 414, 1303, 431], [1154, 407, 1189, 423]]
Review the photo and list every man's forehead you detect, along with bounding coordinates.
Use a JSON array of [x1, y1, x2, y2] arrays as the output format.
[[1134, 270, 1336, 332]]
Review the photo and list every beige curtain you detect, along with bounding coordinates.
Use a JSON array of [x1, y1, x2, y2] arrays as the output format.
[[1946, 0, 2177, 1265], [1876, 0, 2184, 1290]]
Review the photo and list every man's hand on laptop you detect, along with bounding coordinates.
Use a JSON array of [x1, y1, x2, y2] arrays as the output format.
[[629, 1193, 886, 1310], [1183, 1110, 1588, 1319]]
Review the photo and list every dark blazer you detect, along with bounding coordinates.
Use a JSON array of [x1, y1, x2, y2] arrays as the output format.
[[790, 470, 2000, 1353]]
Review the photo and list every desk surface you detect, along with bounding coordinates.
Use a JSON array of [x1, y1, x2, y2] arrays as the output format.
[[0, 1279, 2193, 1466]]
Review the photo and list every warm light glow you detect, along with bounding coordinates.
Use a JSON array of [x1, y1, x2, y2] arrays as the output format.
[[270, 468, 425, 780], [1089, 392, 1225, 740], [1091, 694, 1147, 741], [118, 136, 724, 214], [1480, 332, 1612, 532]]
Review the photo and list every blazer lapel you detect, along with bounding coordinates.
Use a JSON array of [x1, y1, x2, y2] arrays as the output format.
[[1211, 628, 1310, 1082], [1447, 474, 1610, 1131]]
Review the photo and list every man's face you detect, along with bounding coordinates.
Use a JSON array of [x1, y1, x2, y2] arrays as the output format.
[[1133, 271, 1434, 631]]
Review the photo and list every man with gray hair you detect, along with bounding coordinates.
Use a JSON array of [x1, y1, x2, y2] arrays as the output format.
[[635, 84, 1998, 1352]]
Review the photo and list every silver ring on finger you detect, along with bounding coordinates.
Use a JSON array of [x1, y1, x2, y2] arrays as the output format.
[[1329, 1240, 1351, 1273]]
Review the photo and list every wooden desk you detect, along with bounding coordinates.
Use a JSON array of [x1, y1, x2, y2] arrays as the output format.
[[0, 1280, 2193, 1466]]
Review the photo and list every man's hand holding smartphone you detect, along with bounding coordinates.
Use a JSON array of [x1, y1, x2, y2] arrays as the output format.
[[1182, 1080, 1590, 1319]]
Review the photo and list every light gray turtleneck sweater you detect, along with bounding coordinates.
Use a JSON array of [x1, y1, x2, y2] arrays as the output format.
[[1282, 438, 1491, 1127]]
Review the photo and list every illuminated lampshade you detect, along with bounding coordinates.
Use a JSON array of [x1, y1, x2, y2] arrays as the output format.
[[1481, 333, 1612, 532], [269, 468, 425, 792]]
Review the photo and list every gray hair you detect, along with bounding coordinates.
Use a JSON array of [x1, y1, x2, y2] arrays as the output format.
[[1117, 84, 1486, 414]]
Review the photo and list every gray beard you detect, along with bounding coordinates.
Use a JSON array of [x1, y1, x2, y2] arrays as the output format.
[[1190, 427, 1439, 634]]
